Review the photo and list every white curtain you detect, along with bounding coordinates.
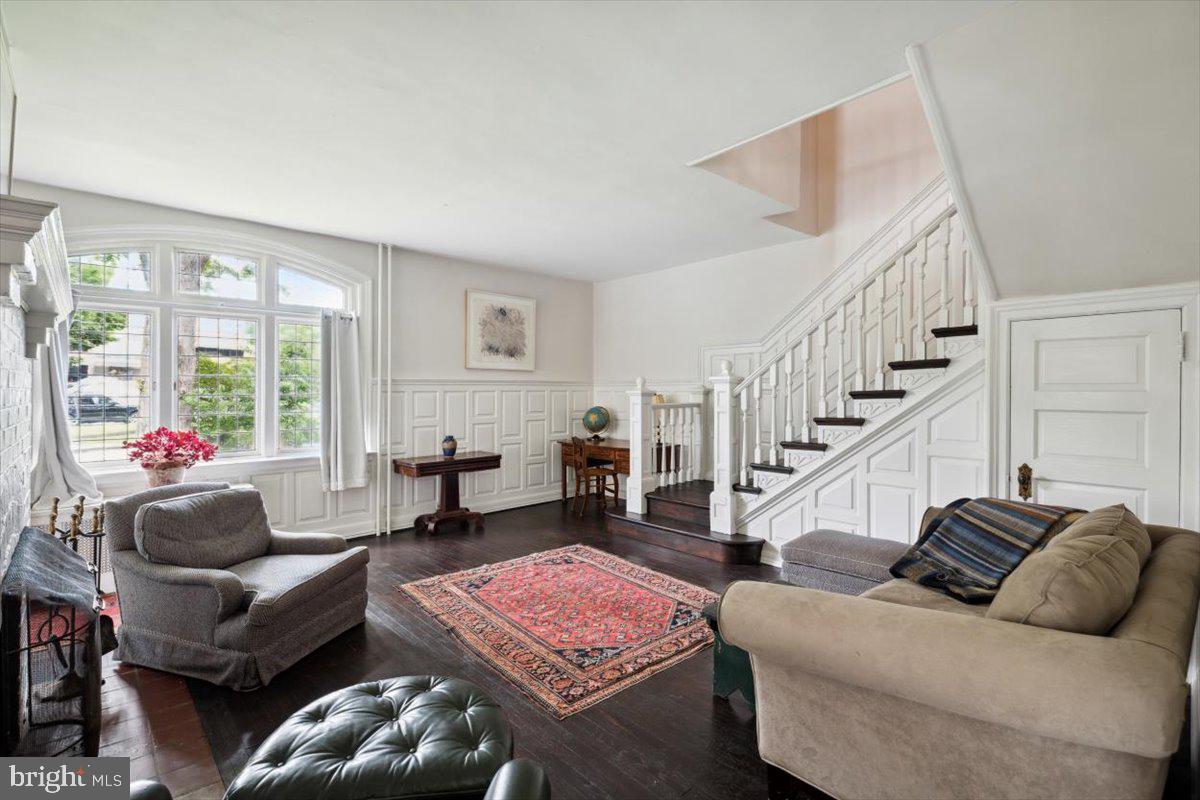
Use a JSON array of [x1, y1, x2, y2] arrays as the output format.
[[319, 310, 368, 491], [31, 315, 100, 506]]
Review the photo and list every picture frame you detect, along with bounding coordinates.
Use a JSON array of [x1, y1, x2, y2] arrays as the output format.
[[465, 290, 536, 371]]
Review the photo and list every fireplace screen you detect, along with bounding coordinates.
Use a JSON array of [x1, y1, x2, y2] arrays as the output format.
[[1, 527, 103, 757]]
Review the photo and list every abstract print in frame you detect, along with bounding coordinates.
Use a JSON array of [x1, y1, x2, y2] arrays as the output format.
[[465, 290, 536, 371]]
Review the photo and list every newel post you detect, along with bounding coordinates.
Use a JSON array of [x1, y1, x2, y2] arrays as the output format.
[[626, 377, 656, 515], [709, 361, 736, 535]]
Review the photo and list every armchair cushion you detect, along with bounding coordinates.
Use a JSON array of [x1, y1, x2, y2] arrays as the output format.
[[134, 486, 272, 569], [104, 482, 231, 552], [227, 546, 370, 626]]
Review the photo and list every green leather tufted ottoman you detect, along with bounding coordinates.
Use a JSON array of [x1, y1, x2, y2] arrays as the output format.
[[224, 676, 514, 800]]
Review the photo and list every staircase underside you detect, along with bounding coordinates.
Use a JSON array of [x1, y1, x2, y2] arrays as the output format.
[[605, 480, 765, 564]]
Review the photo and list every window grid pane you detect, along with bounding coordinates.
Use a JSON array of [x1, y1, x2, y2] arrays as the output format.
[[177, 315, 257, 453], [69, 251, 151, 291], [277, 266, 346, 309], [277, 322, 321, 450], [68, 308, 153, 463], [176, 250, 258, 300]]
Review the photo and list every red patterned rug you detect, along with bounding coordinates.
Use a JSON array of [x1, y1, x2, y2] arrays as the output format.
[[400, 545, 720, 718]]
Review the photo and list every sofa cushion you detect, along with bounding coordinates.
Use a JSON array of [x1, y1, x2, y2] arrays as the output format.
[[134, 486, 272, 568], [862, 579, 989, 618], [1050, 504, 1151, 567], [986, 534, 1141, 634], [227, 546, 369, 626], [1111, 530, 1200, 664]]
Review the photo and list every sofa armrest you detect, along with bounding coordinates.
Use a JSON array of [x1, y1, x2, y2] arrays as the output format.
[[267, 530, 348, 556], [111, 550, 245, 621], [719, 580, 1187, 759]]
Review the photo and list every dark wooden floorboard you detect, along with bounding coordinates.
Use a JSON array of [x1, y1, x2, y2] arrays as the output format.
[[188, 499, 778, 800]]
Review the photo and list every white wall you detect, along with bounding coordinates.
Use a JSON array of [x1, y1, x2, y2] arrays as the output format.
[[593, 78, 943, 384], [911, 0, 1200, 298], [13, 181, 593, 539]]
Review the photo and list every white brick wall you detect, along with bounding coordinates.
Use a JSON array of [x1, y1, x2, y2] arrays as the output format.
[[0, 302, 32, 573]]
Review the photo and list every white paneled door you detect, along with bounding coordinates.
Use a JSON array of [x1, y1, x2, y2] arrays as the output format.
[[1009, 310, 1182, 524]]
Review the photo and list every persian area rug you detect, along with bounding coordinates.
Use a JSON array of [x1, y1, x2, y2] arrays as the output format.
[[400, 544, 720, 718]]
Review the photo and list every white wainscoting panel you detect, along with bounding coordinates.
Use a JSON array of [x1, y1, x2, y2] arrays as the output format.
[[746, 373, 987, 564]]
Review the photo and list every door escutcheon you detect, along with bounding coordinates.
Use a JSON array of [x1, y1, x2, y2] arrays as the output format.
[[1017, 463, 1033, 501]]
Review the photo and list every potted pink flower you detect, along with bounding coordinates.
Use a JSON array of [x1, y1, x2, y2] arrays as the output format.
[[123, 427, 218, 487]]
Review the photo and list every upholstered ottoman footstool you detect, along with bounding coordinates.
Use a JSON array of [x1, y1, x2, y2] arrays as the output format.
[[779, 529, 908, 595], [224, 676, 513, 800]]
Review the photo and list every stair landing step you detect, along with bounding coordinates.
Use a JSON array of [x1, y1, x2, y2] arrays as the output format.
[[848, 389, 906, 400], [732, 483, 763, 495], [749, 462, 793, 474], [779, 440, 829, 451], [931, 324, 978, 338], [605, 508, 764, 565], [813, 417, 866, 426], [646, 479, 713, 509], [888, 358, 951, 371]]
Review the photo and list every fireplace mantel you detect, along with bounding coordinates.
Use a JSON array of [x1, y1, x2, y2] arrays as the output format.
[[0, 194, 73, 357]]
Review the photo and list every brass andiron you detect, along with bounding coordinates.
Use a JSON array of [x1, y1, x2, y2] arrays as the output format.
[[46, 495, 106, 592]]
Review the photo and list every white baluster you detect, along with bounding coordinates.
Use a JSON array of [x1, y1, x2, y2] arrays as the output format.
[[938, 218, 951, 329], [962, 222, 976, 326], [917, 238, 928, 359], [676, 407, 686, 482], [836, 305, 847, 416], [818, 321, 829, 417], [739, 387, 750, 485], [752, 376, 763, 465], [783, 349, 795, 442], [656, 407, 666, 487], [667, 408, 677, 486], [893, 258, 907, 361], [687, 406, 698, 482], [855, 288, 867, 392], [768, 362, 778, 465], [799, 335, 810, 441], [874, 272, 887, 390]]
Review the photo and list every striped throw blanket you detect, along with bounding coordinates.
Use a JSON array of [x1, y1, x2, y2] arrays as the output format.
[[890, 498, 1080, 603]]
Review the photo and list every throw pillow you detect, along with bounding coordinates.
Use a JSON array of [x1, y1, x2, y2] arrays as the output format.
[[1048, 503, 1152, 567], [135, 486, 272, 569], [986, 534, 1141, 634]]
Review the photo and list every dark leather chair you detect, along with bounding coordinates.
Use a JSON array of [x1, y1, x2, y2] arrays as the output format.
[[130, 781, 173, 800]]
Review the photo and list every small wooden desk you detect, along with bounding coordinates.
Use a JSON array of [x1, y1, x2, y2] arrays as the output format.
[[393, 451, 501, 534], [558, 439, 630, 501]]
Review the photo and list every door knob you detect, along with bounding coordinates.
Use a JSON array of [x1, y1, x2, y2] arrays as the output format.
[[1017, 463, 1033, 501]]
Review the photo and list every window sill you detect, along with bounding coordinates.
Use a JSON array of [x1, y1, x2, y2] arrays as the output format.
[[85, 452, 322, 481]]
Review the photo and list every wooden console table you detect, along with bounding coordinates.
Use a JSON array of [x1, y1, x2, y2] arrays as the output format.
[[393, 451, 501, 533]]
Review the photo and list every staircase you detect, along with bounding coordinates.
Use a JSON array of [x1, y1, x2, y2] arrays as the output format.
[[606, 187, 986, 563]]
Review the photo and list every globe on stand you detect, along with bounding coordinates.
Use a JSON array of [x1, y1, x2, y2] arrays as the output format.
[[581, 406, 611, 441]]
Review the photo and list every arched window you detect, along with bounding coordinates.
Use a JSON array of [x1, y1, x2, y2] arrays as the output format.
[[65, 231, 363, 467]]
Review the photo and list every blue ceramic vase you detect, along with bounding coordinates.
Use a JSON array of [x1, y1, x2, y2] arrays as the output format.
[[442, 435, 458, 457]]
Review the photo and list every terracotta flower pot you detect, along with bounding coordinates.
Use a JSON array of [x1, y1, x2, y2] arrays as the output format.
[[144, 462, 187, 487]]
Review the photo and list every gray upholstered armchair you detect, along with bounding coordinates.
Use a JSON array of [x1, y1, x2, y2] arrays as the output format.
[[106, 482, 369, 690]]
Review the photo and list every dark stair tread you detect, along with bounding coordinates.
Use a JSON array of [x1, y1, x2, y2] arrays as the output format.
[[645, 479, 713, 509], [779, 440, 829, 451], [749, 462, 793, 474], [604, 509, 763, 546], [931, 324, 978, 338], [732, 483, 763, 494], [848, 389, 907, 399], [812, 417, 867, 426], [888, 358, 951, 370]]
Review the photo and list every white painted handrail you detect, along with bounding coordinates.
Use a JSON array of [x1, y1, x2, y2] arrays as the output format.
[[714, 203, 976, 496]]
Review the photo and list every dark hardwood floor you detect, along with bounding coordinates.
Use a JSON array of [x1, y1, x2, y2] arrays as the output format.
[[187, 499, 778, 800]]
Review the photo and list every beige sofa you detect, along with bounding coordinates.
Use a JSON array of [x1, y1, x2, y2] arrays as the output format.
[[719, 508, 1200, 800]]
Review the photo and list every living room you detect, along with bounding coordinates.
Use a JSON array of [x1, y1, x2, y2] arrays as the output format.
[[0, 2, 1197, 799]]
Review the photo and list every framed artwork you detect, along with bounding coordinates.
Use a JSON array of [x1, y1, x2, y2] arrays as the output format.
[[465, 290, 536, 371]]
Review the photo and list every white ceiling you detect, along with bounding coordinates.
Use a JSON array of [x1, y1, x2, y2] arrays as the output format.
[[917, 0, 1200, 298], [2, 0, 998, 280]]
